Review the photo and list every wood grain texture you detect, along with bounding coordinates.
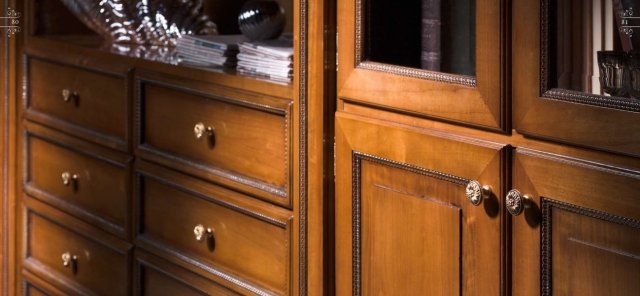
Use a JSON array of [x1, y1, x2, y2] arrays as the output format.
[[136, 74, 292, 207], [513, 0, 640, 157], [336, 113, 504, 295], [4, 0, 19, 294], [25, 57, 131, 151], [135, 161, 293, 296], [22, 197, 132, 296], [24, 123, 131, 238], [299, 0, 336, 293], [135, 250, 240, 296], [337, 0, 506, 130], [22, 270, 68, 296], [512, 148, 640, 296]]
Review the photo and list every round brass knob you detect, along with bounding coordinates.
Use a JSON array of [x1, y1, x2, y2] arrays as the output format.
[[61, 252, 77, 267], [505, 189, 530, 216], [193, 224, 213, 242], [194, 123, 206, 139], [62, 89, 77, 103], [61, 172, 78, 186], [465, 180, 491, 206]]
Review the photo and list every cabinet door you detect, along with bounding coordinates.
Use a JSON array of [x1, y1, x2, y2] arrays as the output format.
[[513, 0, 640, 156], [337, 0, 506, 130], [511, 148, 640, 295], [335, 113, 505, 295]]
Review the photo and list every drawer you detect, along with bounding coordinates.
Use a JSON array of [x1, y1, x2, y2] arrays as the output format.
[[23, 199, 131, 296], [26, 57, 130, 150], [135, 250, 240, 296], [136, 79, 291, 206], [136, 161, 292, 295], [24, 123, 131, 237], [22, 270, 67, 296]]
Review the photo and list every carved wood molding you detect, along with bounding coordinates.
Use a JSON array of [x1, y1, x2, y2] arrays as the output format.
[[298, 0, 309, 293], [540, 198, 640, 296], [351, 152, 468, 295]]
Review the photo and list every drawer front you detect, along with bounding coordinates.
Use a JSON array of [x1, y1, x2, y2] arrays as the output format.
[[27, 58, 128, 147], [24, 208, 129, 296], [22, 271, 67, 296], [136, 251, 240, 296], [25, 130, 129, 236], [137, 165, 292, 295], [139, 82, 289, 205]]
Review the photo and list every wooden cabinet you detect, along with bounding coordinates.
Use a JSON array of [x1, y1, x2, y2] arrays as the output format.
[[336, 0, 640, 295], [511, 148, 640, 295], [337, 0, 507, 130], [513, 0, 640, 156], [9, 0, 332, 293], [335, 114, 505, 295]]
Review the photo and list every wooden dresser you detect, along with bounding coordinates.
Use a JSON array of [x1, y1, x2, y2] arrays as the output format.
[[8, 0, 333, 295]]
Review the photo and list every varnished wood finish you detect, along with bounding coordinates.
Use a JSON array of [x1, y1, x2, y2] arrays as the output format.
[[135, 161, 293, 296], [25, 57, 131, 151], [135, 71, 292, 207], [24, 122, 131, 238], [22, 270, 67, 296], [22, 197, 132, 296], [337, 0, 507, 130], [512, 148, 640, 295], [336, 113, 504, 295], [2, 0, 19, 294], [513, 0, 640, 156], [135, 250, 240, 296]]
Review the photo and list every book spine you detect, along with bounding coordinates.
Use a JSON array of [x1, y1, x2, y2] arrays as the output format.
[[422, 0, 441, 70]]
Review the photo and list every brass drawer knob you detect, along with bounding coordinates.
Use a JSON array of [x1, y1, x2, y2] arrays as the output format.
[[465, 180, 491, 206], [193, 122, 215, 140], [61, 252, 77, 267], [61, 89, 78, 103], [61, 171, 78, 186], [505, 189, 531, 216], [194, 122, 215, 148], [193, 224, 213, 242]]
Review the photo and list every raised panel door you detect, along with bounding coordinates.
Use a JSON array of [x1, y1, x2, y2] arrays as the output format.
[[510, 148, 640, 295], [335, 113, 505, 295]]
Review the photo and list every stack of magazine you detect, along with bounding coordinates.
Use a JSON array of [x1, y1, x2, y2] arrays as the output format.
[[237, 36, 294, 84], [176, 34, 247, 68]]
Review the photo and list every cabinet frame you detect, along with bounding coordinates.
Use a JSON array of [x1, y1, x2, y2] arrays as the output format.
[[513, 0, 640, 157], [337, 0, 508, 130]]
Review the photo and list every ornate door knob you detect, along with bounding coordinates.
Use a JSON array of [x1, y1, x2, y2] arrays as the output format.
[[505, 189, 531, 216], [465, 180, 492, 206]]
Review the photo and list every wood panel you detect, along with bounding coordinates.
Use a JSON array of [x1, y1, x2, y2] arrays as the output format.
[[25, 57, 131, 151], [135, 251, 240, 296], [24, 122, 131, 237], [136, 75, 292, 207], [360, 159, 461, 295], [22, 198, 132, 296], [336, 113, 504, 295], [135, 161, 292, 296], [511, 148, 640, 296]]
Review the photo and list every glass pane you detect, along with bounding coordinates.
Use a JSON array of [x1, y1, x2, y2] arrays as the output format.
[[551, 0, 640, 99], [365, 0, 476, 76]]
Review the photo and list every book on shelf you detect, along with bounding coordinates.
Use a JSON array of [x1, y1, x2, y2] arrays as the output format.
[[177, 34, 246, 68], [180, 34, 248, 51], [236, 35, 294, 83], [421, 0, 441, 70]]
